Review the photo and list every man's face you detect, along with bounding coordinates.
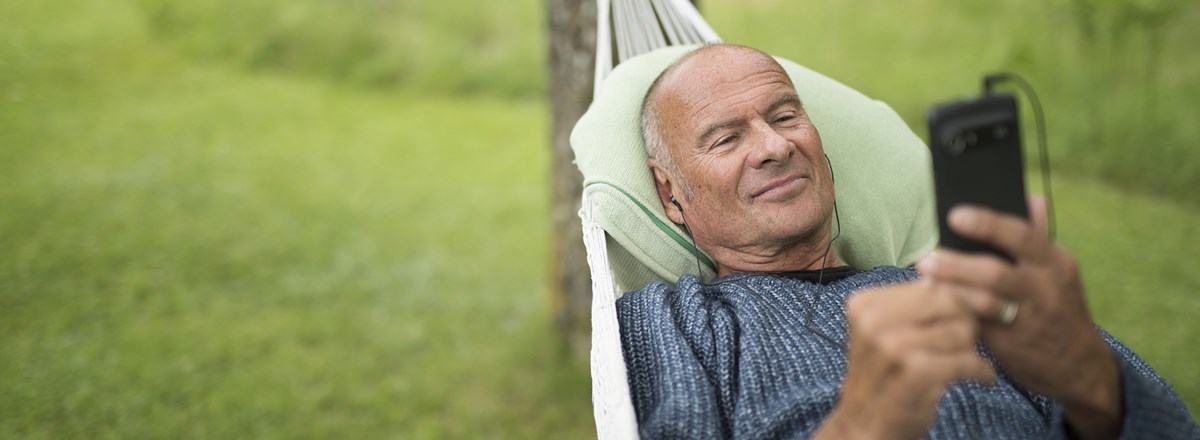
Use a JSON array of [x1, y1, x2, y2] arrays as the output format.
[[651, 46, 835, 274]]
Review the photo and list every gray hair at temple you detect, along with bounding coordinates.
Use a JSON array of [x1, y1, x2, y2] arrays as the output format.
[[639, 47, 710, 201], [640, 78, 692, 199], [640, 43, 778, 201]]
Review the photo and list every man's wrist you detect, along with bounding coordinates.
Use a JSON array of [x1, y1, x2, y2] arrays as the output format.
[[814, 407, 877, 440], [1060, 344, 1124, 440], [816, 405, 907, 440]]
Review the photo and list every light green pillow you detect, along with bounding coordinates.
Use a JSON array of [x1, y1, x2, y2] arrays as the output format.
[[571, 45, 936, 294]]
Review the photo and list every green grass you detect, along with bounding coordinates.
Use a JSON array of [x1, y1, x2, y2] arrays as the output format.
[[120, 0, 1200, 203], [1, 0, 1197, 437], [706, 0, 1200, 205], [1051, 175, 1200, 415], [0, 2, 590, 437], [133, 0, 545, 97]]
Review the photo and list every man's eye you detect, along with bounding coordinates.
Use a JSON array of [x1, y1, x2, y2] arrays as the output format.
[[716, 135, 738, 147], [774, 114, 797, 124]]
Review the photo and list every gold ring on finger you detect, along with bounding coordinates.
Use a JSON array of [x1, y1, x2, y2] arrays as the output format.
[[1000, 300, 1019, 326]]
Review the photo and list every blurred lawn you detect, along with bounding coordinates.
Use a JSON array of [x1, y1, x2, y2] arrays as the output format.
[[706, 0, 1200, 205], [1052, 176, 1200, 417], [1, 2, 592, 437], [135, 0, 545, 97], [1, 0, 1197, 438], [130, 0, 1200, 204]]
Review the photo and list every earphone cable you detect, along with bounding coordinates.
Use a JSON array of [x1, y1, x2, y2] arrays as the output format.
[[984, 73, 1056, 240]]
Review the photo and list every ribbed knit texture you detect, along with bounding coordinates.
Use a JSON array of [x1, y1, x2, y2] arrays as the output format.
[[617, 266, 1199, 439]]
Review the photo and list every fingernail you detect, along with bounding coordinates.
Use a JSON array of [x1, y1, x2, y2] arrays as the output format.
[[950, 208, 977, 231], [916, 252, 937, 275]]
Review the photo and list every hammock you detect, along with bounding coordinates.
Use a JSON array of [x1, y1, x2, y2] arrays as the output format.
[[593, 0, 720, 97], [587, 1, 717, 438], [576, 1, 938, 438]]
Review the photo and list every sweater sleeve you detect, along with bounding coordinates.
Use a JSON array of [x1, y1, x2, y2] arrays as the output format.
[[1048, 328, 1200, 439], [617, 281, 732, 439]]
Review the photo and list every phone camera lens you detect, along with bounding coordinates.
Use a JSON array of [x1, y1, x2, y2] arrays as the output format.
[[947, 134, 967, 155]]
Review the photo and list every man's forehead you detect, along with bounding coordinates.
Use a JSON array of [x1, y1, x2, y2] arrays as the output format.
[[656, 46, 797, 125], [661, 45, 791, 94]]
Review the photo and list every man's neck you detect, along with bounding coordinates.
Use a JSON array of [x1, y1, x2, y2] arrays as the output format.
[[714, 242, 843, 278]]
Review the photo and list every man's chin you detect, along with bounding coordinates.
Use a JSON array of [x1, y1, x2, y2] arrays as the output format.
[[754, 199, 832, 237]]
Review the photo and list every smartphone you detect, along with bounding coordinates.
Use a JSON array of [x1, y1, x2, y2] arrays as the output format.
[[927, 92, 1028, 261]]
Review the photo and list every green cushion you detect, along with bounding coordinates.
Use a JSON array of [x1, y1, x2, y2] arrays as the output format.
[[571, 45, 936, 294]]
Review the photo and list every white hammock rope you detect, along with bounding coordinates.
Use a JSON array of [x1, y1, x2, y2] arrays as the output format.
[[581, 193, 638, 440], [593, 0, 720, 96], [585, 1, 721, 438]]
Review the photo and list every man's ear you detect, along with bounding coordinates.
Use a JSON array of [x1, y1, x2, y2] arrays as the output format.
[[648, 157, 685, 225]]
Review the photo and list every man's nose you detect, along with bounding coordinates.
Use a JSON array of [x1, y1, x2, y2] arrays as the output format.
[[748, 120, 792, 168]]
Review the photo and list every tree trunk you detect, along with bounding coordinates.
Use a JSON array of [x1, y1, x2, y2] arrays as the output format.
[[546, 0, 597, 359], [546, 0, 700, 359]]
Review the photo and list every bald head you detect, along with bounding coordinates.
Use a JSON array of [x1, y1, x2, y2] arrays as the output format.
[[641, 44, 795, 196]]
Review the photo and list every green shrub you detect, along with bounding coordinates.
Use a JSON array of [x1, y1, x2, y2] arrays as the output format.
[[130, 0, 1200, 205], [135, 0, 545, 98]]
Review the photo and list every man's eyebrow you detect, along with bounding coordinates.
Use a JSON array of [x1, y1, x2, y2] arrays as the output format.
[[698, 119, 742, 147], [696, 93, 804, 148], [768, 93, 804, 113]]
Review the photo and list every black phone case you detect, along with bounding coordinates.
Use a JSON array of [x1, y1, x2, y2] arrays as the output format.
[[927, 93, 1028, 261]]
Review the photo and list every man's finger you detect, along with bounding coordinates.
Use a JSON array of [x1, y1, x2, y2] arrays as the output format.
[[953, 352, 998, 386], [909, 351, 997, 387], [951, 285, 1016, 326], [878, 317, 979, 354], [1027, 194, 1048, 235], [851, 281, 969, 330], [917, 250, 1016, 292], [948, 205, 1050, 262]]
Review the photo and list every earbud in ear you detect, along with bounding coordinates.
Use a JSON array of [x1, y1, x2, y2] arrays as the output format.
[[670, 196, 682, 212]]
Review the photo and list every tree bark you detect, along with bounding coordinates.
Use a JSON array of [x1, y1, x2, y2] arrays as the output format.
[[546, 0, 597, 359], [546, 0, 700, 359]]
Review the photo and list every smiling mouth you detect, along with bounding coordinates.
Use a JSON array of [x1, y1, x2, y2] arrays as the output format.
[[751, 175, 807, 199]]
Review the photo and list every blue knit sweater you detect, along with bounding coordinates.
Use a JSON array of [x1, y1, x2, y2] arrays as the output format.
[[617, 266, 1199, 439]]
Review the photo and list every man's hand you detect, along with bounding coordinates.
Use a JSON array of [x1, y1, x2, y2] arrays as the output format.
[[917, 195, 1123, 439], [815, 282, 996, 439]]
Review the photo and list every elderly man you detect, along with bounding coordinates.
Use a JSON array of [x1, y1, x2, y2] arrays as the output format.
[[617, 43, 1197, 439]]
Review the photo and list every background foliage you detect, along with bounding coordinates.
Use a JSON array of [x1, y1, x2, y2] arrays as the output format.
[[1, 0, 1196, 437], [136, 0, 545, 97], [132, 0, 1200, 203]]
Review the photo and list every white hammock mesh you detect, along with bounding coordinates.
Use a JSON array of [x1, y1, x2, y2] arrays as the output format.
[[584, 1, 720, 438], [594, 0, 720, 96]]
